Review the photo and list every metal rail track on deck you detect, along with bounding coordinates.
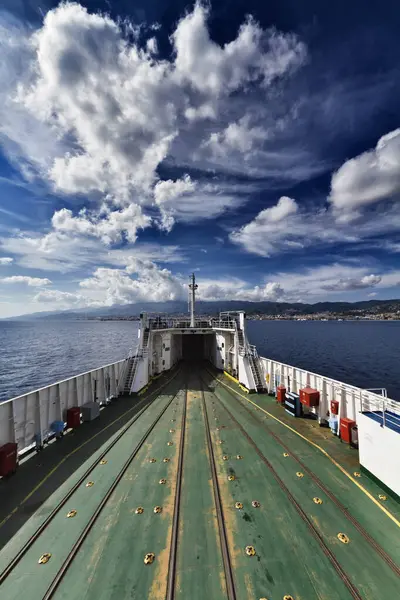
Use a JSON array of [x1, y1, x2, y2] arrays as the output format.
[[0, 374, 181, 590], [213, 374, 400, 578], [166, 388, 187, 600], [204, 377, 364, 600], [201, 384, 237, 600]]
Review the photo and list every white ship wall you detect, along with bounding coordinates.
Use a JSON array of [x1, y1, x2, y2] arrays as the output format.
[[357, 413, 400, 497], [0, 359, 125, 454]]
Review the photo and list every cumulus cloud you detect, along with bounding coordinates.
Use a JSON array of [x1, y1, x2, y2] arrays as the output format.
[[0, 257, 13, 265], [172, 4, 305, 101], [322, 274, 381, 291], [51, 204, 151, 244], [1, 275, 51, 286], [0, 1, 306, 236], [19, 260, 400, 314], [79, 259, 185, 305], [33, 289, 93, 308], [230, 194, 400, 256], [329, 128, 400, 210]]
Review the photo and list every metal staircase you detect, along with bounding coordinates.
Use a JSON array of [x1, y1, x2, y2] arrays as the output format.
[[122, 352, 142, 394], [236, 322, 264, 392], [248, 345, 264, 392], [120, 327, 150, 395]]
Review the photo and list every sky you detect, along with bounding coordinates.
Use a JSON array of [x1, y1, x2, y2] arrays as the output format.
[[0, 0, 400, 317]]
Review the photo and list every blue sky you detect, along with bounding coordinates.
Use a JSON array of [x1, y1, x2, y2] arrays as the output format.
[[0, 0, 400, 317]]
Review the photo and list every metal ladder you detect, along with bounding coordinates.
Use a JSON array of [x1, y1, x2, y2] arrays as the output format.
[[236, 322, 264, 392], [248, 346, 264, 392], [122, 352, 141, 394]]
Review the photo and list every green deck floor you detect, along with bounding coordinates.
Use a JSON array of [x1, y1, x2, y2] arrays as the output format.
[[0, 364, 399, 599]]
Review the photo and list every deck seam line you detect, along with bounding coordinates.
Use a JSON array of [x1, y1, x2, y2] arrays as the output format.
[[213, 372, 400, 529], [0, 369, 180, 531], [201, 384, 237, 600], [213, 375, 400, 576], [166, 385, 187, 600], [41, 386, 181, 598], [213, 387, 363, 600]]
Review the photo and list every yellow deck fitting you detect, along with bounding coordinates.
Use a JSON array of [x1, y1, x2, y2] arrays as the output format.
[[296, 472, 304, 478], [313, 497, 323, 505], [135, 507, 144, 514], [169, 429, 175, 433], [228, 475, 235, 481], [379, 494, 387, 501], [144, 553, 155, 565], [163, 457, 170, 463], [159, 478, 167, 485], [337, 533, 350, 544], [99, 459, 107, 465], [167, 441, 173, 446], [149, 458, 156, 463], [217, 440, 223, 445], [353, 472, 361, 477], [222, 455, 229, 461], [153, 506, 162, 514], [235, 502, 243, 509], [283, 596, 294, 600], [38, 553, 51, 564], [86, 481, 94, 487], [236, 455, 243, 460], [245, 545, 256, 556], [171, 419, 175, 422], [283, 453, 289, 457], [66, 509, 77, 518], [252, 500, 260, 508]]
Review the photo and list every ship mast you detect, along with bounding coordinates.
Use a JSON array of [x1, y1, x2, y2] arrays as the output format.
[[188, 272, 198, 327]]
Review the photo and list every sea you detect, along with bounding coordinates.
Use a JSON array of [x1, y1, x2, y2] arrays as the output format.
[[0, 318, 399, 402]]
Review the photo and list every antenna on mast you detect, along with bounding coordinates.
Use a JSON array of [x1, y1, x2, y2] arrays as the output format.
[[188, 273, 198, 328]]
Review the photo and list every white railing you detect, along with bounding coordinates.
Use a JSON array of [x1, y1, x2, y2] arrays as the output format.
[[259, 355, 399, 429], [0, 358, 126, 454], [148, 317, 235, 330], [360, 393, 400, 430]]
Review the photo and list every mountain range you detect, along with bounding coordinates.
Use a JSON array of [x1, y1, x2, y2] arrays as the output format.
[[6, 298, 400, 320]]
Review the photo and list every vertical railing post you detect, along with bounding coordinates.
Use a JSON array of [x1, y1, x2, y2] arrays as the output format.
[[35, 391, 43, 449], [382, 400, 386, 428]]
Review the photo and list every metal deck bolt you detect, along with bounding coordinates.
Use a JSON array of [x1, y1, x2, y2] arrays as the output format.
[[144, 552, 155, 565]]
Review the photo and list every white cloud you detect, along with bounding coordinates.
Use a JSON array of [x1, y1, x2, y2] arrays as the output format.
[[79, 259, 185, 305], [51, 204, 151, 244], [0, 1, 306, 232], [230, 195, 400, 257], [153, 175, 196, 206], [265, 263, 400, 301], [0, 257, 13, 265], [172, 4, 306, 99], [32, 288, 96, 309], [329, 128, 400, 210], [322, 274, 381, 291], [0, 230, 185, 273], [1, 275, 51, 286]]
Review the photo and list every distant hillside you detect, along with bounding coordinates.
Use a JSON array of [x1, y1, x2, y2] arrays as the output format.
[[6, 298, 400, 320]]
